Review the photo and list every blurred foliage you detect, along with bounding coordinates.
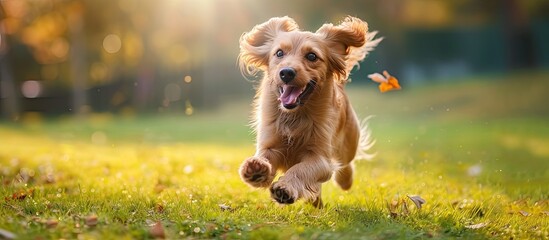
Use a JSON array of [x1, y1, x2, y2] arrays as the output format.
[[0, 0, 548, 118]]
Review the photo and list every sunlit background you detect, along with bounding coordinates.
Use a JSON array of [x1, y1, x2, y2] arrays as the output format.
[[0, 0, 547, 120], [1, 2, 548, 238]]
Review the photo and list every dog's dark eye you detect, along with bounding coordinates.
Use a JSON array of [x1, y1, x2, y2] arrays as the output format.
[[306, 53, 317, 62], [276, 50, 284, 58]]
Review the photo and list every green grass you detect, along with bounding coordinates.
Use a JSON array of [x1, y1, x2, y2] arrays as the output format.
[[1, 71, 548, 239]]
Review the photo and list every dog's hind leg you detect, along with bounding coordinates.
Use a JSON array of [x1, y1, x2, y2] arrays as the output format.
[[311, 188, 324, 208], [335, 163, 354, 190]]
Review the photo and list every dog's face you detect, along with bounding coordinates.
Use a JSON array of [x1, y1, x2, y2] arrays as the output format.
[[239, 16, 369, 111], [269, 31, 326, 110]]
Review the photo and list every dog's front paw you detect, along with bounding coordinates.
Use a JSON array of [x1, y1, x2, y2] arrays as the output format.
[[270, 181, 298, 204], [239, 157, 273, 188]]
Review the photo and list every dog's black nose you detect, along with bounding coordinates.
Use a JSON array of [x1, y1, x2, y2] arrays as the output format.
[[279, 68, 296, 83]]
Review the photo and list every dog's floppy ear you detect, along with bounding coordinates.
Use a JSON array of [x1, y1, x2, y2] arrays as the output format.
[[239, 16, 299, 76], [316, 16, 382, 83]]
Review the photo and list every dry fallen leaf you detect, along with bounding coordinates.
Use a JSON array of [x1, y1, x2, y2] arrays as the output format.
[[387, 199, 400, 218], [219, 204, 231, 211], [407, 195, 426, 209], [85, 214, 98, 227], [368, 70, 401, 93], [155, 203, 165, 213], [149, 221, 165, 239], [534, 200, 548, 207], [45, 219, 58, 228], [519, 210, 530, 217], [6, 189, 34, 201], [465, 222, 488, 229], [402, 199, 409, 215]]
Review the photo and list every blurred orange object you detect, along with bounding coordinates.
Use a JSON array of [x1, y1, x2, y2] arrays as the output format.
[[368, 70, 401, 92]]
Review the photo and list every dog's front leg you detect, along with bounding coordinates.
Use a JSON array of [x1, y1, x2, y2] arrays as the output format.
[[270, 156, 333, 207], [239, 148, 283, 188]]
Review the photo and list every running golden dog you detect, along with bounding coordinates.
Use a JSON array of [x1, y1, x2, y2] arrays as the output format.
[[238, 16, 381, 208]]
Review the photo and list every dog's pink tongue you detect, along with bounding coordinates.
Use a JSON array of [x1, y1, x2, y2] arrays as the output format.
[[279, 85, 300, 106]]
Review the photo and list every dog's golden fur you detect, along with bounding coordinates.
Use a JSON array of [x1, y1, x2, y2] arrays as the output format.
[[238, 16, 381, 208]]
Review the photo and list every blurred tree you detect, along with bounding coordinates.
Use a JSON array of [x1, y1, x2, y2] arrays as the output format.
[[0, 3, 20, 120], [502, 0, 536, 69], [67, 1, 88, 115], [0, 0, 547, 117]]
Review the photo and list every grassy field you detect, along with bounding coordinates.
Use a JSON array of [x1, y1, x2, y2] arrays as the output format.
[[1, 71, 548, 239]]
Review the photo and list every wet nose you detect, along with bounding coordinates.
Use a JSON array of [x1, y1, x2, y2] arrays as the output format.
[[279, 68, 296, 83]]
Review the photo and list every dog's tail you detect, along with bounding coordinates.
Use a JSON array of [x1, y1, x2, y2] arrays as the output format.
[[355, 116, 376, 161], [345, 31, 383, 78]]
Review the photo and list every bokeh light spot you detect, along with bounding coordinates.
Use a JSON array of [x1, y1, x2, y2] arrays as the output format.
[[184, 75, 192, 83], [185, 100, 194, 115], [183, 165, 193, 174], [467, 164, 482, 177], [21, 80, 42, 98], [103, 34, 122, 54]]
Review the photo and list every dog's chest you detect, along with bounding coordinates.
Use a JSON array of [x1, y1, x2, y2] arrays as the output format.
[[277, 114, 315, 146]]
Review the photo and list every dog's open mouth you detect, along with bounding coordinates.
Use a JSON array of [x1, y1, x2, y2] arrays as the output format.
[[278, 80, 317, 110]]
